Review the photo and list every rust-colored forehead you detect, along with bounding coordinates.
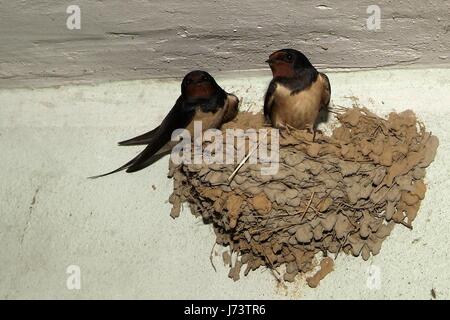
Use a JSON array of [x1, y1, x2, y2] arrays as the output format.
[[186, 82, 215, 97], [185, 71, 208, 82], [186, 73, 203, 81], [269, 51, 287, 60]]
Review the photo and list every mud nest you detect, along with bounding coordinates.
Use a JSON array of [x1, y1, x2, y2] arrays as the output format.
[[168, 107, 439, 287]]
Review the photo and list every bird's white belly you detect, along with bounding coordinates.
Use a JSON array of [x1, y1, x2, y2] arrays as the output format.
[[272, 84, 322, 129]]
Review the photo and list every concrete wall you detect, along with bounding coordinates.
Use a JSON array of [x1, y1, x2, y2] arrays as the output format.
[[0, 68, 448, 299], [1, 0, 449, 89], [1, 1, 450, 299]]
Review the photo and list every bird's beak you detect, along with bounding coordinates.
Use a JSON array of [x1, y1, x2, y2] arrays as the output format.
[[265, 59, 272, 64]]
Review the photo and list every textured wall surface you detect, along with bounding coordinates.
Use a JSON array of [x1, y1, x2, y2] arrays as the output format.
[[1, 0, 450, 88], [0, 68, 448, 299], [1, 0, 449, 300]]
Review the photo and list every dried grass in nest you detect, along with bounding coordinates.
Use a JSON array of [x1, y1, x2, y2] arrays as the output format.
[[168, 107, 439, 286]]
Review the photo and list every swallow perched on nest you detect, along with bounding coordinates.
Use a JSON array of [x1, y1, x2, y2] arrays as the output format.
[[90, 70, 239, 178], [263, 49, 331, 132]]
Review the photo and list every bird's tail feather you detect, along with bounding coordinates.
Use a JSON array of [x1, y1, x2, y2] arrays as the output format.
[[88, 158, 136, 179], [88, 144, 171, 179], [118, 126, 159, 146], [125, 145, 171, 173]]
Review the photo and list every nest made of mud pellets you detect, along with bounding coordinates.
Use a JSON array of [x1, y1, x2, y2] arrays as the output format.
[[168, 107, 439, 287]]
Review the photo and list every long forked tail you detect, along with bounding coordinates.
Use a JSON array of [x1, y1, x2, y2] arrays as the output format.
[[88, 141, 171, 179], [117, 126, 159, 146], [88, 158, 136, 179]]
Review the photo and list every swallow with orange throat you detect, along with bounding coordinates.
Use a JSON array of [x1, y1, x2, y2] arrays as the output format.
[[263, 49, 331, 134], [90, 70, 239, 178]]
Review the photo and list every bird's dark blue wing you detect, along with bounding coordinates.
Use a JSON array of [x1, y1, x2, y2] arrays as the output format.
[[89, 97, 196, 178], [264, 80, 277, 123]]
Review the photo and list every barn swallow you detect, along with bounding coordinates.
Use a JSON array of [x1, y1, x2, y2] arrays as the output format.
[[90, 70, 239, 178], [263, 49, 331, 132]]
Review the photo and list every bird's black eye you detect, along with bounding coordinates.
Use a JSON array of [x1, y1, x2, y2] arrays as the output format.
[[286, 53, 293, 62], [201, 75, 208, 81], [186, 79, 192, 85]]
